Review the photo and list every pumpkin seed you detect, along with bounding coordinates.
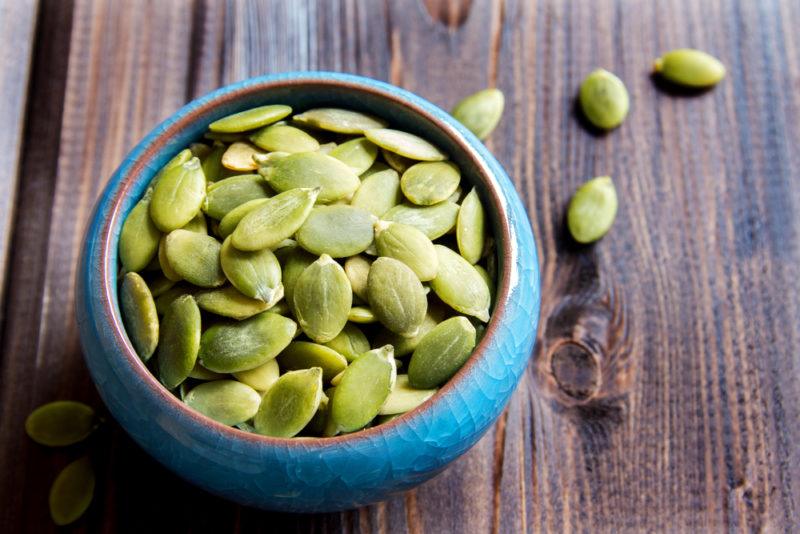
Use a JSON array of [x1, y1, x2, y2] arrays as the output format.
[[120, 272, 159, 361], [217, 197, 270, 239], [277, 341, 348, 382], [184, 380, 261, 425], [303, 390, 330, 435], [350, 168, 402, 218], [182, 212, 208, 234], [365, 129, 447, 162], [344, 255, 372, 302], [330, 371, 344, 387], [221, 142, 266, 171], [324, 324, 370, 362], [198, 312, 296, 373], [249, 123, 320, 153], [447, 186, 463, 204], [367, 257, 427, 337], [49, 456, 94, 526], [653, 48, 725, 88], [119, 195, 161, 272], [379, 374, 437, 415], [164, 230, 226, 287], [188, 362, 226, 381], [292, 107, 388, 134], [154, 284, 195, 316], [316, 142, 337, 154], [383, 201, 460, 240], [408, 316, 476, 388], [231, 187, 319, 251], [147, 273, 176, 297], [150, 157, 206, 232], [401, 161, 461, 206], [431, 245, 490, 322], [260, 152, 360, 203], [203, 174, 271, 220], [158, 235, 182, 281], [451, 88, 505, 140], [329, 137, 379, 175], [233, 358, 279, 391], [567, 176, 618, 243], [330, 345, 396, 433], [25, 401, 97, 447], [456, 187, 486, 264], [322, 386, 340, 437], [254, 368, 323, 437], [190, 142, 211, 159], [281, 248, 317, 308], [296, 205, 375, 258], [382, 148, 415, 174], [220, 237, 283, 303], [253, 151, 291, 167], [195, 286, 272, 320], [579, 68, 629, 130], [292, 254, 352, 343], [374, 309, 442, 357], [201, 142, 227, 183], [157, 295, 201, 389], [473, 264, 495, 306], [374, 220, 438, 281], [348, 306, 378, 324], [209, 104, 292, 133]]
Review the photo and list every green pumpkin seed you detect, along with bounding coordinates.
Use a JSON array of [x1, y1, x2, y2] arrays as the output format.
[[150, 157, 206, 232], [374, 220, 438, 281], [25, 401, 97, 447], [49, 456, 94, 526], [190, 142, 211, 159], [281, 248, 317, 307], [164, 230, 226, 287], [473, 264, 495, 305], [408, 316, 476, 388], [277, 341, 348, 382], [348, 306, 378, 324], [330, 345, 396, 433], [198, 312, 296, 373], [201, 142, 227, 183], [253, 151, 291, 167], [158, 235, 182, 281], [653, 48, 725, 88], [119, 195, 161, 272], [260, 152, 360, 203], [351, 168, 402, 217], [303, 390, 330, 435], [217, 197, 270, 239], [154, 284, 195, 316], [147, 273, 176, 297], [431, 245, 490, 322], [184, 380, 261, 425], [249, 123, 320, 153], [456, 188, 486, 264], [221, 142, 266, 171], [316, 142, 337, 154], [451, 88, 505, 140], [235, 421, 256, 433], [231, 187, 319, 251], [579, 68, 629, 130], [292, 107, 388, 134], [292, 254, 352, 343], [329, 137, 379, 175], [120, 272, 159, 361], [344, 255, 372, 302], [188, 362, 226, 380], [383, 201, 460, 240], [322, 387, 340, 436], [323, 323, 370, 362], [362, 161, 392, 178], [203, 174, 271, 220], [330, 371, 344, 386], [220, 237, 283, 303], [157, 295, 201, 389], [195, 286, 271, 320], [382, 148, 415, 174], [233, 358, 279, 391], [379, 374, 437, 415], [182, 212, 208, 234], [209, 104, 292, 133], [365, 129, 446, 162], [400, 161, 461, 206], [367, 257, 427, 337], [447, 186, 463, 204], [374, 309, 442, 357], [254, 368, 323, 437], [567, 176, 618, 243], [296, 205, 375, 258]]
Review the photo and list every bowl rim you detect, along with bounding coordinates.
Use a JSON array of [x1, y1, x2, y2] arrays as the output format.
[[98, 71, 522, 448]]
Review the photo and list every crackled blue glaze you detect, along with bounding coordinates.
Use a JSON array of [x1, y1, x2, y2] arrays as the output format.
[[76, 72, 540, 512]]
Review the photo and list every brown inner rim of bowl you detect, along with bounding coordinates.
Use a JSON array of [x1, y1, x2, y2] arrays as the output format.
[[102, 76, 515, 447]]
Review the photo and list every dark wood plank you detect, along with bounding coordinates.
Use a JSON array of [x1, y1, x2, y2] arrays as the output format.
[[2, 0, 799, 532]]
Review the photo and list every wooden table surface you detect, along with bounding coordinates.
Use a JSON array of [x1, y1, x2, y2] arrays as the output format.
[[2, 0, 799, 532]]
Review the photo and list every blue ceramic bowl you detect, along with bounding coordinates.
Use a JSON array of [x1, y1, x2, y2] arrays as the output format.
[[76, 72, 540, 512]]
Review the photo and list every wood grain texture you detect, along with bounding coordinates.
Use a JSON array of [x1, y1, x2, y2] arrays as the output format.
[[1, 0, 799, 532]]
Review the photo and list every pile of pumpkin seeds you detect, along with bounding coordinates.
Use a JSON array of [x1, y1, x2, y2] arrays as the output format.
[[118, 101, 500, 438]]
